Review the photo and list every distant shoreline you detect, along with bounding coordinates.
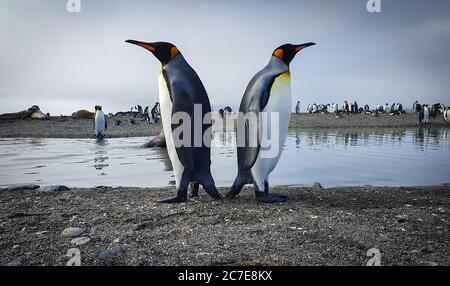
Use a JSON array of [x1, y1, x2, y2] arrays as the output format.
[[0, 113, 448, 139]]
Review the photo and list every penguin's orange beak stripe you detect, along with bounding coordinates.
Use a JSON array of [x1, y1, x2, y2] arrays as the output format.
[[125, 40, 156, 52], [295, 42, 316, 52], [138, 43, 156, 52]]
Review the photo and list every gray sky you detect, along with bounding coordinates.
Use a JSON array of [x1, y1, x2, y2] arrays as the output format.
[[1, 0, 449, 115]]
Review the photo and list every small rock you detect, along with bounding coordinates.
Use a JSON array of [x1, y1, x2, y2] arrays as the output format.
[[418, 261, 438, 266], [312, 182, 322, 189], [38, 185, 70, 193], [12, 245, 19, 249], [5, 184, 40, 191], [35, 231, 48, 235], [71, 237, 90, 246], [61, 227, 85, 237], [6, 260, 22, 267], [99, 250, 117, 260]]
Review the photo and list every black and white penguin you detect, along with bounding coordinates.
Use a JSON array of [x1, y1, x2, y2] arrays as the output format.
[[413, 101, 419, 112], [344, 101, 350, 114], [94, 105, 107, 139], [126, 40, 221, 203], [423, 104, 430, 123], [444, 108, 450, 123], [295, 101, 301, 114], [226, 42, 315, 203]]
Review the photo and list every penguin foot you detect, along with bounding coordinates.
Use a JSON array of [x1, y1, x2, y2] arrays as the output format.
[[189, 183, 199, 198], [204, 187, 222, 201], [225, 191, 238, 199], [158, 196, 187, 204], [208, 191, 222, 200], [255, 192, 287, 203]]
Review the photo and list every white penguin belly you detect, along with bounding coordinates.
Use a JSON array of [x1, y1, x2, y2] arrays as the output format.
[[158, 72, 185, 189], [424, 108, 430, 123], [251, 72, 292, 191], [95, 111, 105, 136]]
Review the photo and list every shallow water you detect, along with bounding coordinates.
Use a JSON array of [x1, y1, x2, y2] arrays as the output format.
[[1, 127, 449, 188]]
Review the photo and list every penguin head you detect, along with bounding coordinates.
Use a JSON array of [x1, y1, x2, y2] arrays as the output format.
[[272, 42, 315, 65], [126, 40, 180, 66], [95, 105, 102, 112]]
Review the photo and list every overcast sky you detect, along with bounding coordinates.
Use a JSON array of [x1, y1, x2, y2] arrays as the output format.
[[0, 0, 449, 115]]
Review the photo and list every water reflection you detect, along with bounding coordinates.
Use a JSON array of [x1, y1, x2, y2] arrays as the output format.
[[0, 127, 449, 188], [93, 139, 109, 171], [292, 127, 449, 151], [152, 147, 172, 172]]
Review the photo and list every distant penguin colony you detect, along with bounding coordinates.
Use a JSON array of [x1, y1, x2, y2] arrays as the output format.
[[226, 42, 315, 203], [94, 105, 107, 139], [126, 39, 221, 203]]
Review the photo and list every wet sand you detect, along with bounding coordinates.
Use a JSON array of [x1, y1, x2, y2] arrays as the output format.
[[0, 113, 448, 138], [0, 186, 448, 266]]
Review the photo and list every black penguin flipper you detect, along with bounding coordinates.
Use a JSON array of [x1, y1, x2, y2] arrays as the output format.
[[237, 71, 281, 171], [171, 89, 195, 172]]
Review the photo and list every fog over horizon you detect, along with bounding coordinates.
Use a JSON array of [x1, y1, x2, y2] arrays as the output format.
[[1, 0, 449, 115]]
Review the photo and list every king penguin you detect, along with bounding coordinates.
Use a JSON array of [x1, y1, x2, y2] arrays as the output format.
[[94, 105, 107, 139], [126, 40, 221, 203], [226, 42, 315, 203]]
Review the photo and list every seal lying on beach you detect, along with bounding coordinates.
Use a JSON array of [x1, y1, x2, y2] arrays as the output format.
[[72, 110, 94, 119], [0, 105, 49, 120]]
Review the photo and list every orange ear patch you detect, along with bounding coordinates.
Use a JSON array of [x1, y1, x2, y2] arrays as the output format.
[[171, 47, 179, 60], [274, 48, 283, 61]]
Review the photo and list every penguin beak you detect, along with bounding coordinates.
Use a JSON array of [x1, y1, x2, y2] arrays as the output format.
[[295, 42, 316, 52], [125, 40, 156, 53]]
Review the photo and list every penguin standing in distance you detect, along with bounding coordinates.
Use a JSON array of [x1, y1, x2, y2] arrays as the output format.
[[94, 105, 107, 139], [226, 42, 315, 203], [413, 101, 419, 112], [423, 104, 430, 123], [444, 107, 450, 123], [126, 40, 221, 203]]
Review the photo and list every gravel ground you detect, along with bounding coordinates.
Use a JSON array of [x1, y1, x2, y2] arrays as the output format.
[[0, 186, 448, 266], [1, 113, 448, 139]]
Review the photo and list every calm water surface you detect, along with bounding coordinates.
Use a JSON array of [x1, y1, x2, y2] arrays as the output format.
[[0, 127, 449, 188]]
